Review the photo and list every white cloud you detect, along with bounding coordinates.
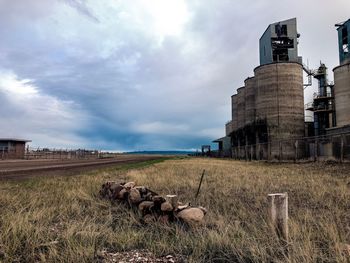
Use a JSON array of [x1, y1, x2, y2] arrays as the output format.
[[0, 70, 88, 148]]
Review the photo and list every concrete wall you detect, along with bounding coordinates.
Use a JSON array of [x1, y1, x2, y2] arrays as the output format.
[[0, 141, 26, 159]]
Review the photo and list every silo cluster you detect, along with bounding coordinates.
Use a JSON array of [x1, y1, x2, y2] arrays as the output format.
[[216, 18, 350, 161], [230, 62, 304, 159]]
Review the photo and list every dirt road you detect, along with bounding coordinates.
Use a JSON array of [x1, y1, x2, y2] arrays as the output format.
[[0, 155, 164, 180]]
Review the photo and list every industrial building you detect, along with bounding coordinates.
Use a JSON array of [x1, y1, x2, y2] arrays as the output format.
[[214, 18, 350, 161], [0, 138, 31, 159]]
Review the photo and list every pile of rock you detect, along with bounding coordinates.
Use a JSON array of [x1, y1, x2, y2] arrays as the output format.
[[100, 181, 207, 226]]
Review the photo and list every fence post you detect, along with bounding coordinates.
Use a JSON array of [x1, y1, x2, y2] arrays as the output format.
[[268, 193, 288, 242], [238, 141, 241, 160], [279, 141, 282, 162], [340, 135, 344, 163], [250, 145, 253, 161], [294, 140, 298, 163], [314, 139, 318, 162]]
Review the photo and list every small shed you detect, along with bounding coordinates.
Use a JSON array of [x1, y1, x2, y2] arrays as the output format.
[[0, 138, 31, 159]]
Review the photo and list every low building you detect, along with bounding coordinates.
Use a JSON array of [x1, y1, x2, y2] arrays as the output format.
[[213, 136, 231, 157], [0, 138, 31, 159]]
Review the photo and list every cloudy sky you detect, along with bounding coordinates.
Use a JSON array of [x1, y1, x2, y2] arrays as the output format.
[[0, 0, 349, 151]]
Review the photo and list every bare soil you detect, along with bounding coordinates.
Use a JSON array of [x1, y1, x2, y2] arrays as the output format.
[[0, 155, 164, 180]]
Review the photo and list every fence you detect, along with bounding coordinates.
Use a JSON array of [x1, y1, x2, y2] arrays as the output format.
[[24, 148, 101, 160], [0, 147, 117, 160], [214, 132, 350, 162], [0, 147, 21, 160]]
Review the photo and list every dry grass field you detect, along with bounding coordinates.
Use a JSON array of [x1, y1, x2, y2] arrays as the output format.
[[0, 158, 349, 262]]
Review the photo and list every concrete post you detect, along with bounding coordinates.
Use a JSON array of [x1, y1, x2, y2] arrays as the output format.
[[267, 193, 288, 241], [256, 132, 260, 160], [166, 195, 178, 210], [314, 140, 318, 162], [340, 135, 344, 163], [250, 145, 253, 161], [279, 141, 282, 161], [238, 141, 241, 160], [294, 140, 298, 163]]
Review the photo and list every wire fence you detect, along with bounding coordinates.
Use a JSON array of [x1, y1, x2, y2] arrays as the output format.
[[211, 132, 350, 162], [0, 147, 117, 160]]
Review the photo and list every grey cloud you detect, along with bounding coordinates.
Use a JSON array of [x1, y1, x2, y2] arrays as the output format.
[[60, 0, 100, 23]]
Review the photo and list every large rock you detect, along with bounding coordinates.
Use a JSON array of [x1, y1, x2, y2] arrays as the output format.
[[198, 206, 208, 215], [152, 195, 165, 203], [161, 201, 173, 212], [117, 188, 127, 199], [177, 208, 205, 225], [129, 188, 142, 204], [177, 203, 189, 211], [123, 182, 136, 189], [135, 186, 148, 195], [111, 185, 124, 200]]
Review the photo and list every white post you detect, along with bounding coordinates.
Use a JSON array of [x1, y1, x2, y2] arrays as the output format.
[[267, 193, 288, 241], [166, 195, 178, 210]]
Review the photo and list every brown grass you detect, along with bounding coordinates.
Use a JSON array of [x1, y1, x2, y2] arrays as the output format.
[[0, 158, 349, 262]]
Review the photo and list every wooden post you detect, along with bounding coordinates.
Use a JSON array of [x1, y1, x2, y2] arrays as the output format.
[[294, 140, 298, 163], [267, 193, 288, 242]]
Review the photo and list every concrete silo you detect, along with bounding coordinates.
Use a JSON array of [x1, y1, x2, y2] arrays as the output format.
[[236, 87, 246, 130], [333, 19, 350, 127], [255, 62, 304, 158], [231, 94, 238, 131], [244, 77, 256, 126]]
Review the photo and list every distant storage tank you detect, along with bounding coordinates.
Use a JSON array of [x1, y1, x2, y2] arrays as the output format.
[[255, 62, 304, 157], [333, 63, 350, 127], [231, 94, 238, 131], [244, 77, 256, 125], [236, 87, 245, 129]]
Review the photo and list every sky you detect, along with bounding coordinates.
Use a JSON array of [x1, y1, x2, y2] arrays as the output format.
[[0, 0, 349, 151]]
